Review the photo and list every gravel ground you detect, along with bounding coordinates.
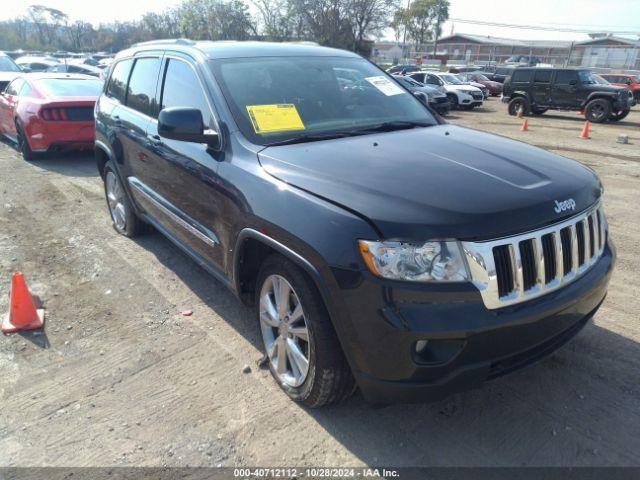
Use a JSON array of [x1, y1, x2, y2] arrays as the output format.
[[0, 98, 639, 468]]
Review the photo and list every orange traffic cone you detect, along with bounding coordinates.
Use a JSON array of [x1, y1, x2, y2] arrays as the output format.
[[580, 120, 590, 139], [2, 272, 45, 333], [520, 119, 529, 131]]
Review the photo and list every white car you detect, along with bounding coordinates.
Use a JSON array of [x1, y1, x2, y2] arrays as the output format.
[[409, 71, 484, 110], [0, 52, 24, 92]]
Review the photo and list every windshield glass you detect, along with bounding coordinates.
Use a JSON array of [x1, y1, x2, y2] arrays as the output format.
[[34, 78, 103, 96], [209, 56, 436, 146], [439, 74, 462, 85], [0, 56, 21, 72]]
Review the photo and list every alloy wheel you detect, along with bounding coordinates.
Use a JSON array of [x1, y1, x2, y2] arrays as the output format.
[[259, 274, 311, 387], [105, 171, 127, 232]]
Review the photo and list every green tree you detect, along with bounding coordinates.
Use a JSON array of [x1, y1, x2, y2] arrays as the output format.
[[392, 0, 449, 51]]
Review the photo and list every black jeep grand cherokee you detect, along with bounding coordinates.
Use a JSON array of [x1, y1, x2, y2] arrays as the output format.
[[95, 40, 615, 407]]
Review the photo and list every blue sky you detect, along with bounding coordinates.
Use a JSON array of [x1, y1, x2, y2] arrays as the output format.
[[2, 0, 639, 42]]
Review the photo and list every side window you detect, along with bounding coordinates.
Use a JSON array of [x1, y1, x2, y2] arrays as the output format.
[[106, 59, 134, 103], [533, 70, 552, 83], [125, 57, 161, 117], [5, 79, 24, 95], [425, 74, 440, 85], [161, 58, 213, 126], [511, 70, 532, 83], [412, 73, 425, 83], [555, 70, 578, 85]]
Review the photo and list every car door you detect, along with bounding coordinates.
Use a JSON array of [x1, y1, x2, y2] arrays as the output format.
[[139, 55, 225, 270], [531, 69, 552, 106], [552, 70, 580, 107], [115, 55, 163, 200], [0, 78, 25, 137]]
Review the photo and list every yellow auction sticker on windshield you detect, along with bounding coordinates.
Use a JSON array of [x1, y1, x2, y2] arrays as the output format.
[[246, 104, 305, 134]]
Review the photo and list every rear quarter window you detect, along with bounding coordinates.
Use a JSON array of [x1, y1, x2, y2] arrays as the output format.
[[106, 59, 134, 103]]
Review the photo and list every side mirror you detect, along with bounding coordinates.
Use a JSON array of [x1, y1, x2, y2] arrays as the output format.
[[21, 66, 31, 73], [413, 91, 429, 105], [158, 107, 219, 148]]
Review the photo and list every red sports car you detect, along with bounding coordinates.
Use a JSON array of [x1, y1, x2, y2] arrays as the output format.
[[0, 73, 102, 160]]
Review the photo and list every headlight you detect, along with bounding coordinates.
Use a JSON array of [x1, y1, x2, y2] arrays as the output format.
[[358, 240, 469, 282]]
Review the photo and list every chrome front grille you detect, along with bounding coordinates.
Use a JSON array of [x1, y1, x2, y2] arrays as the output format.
[[462, 203, 607, 309]]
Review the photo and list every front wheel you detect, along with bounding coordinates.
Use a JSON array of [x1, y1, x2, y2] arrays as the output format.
[[256, 255, 355, 407], [103, 162, 146, 237], [508, 97, 529, 116], [585, 98, 612, 123], [609, 108, 630, 122], [446, 93, 459, 110]]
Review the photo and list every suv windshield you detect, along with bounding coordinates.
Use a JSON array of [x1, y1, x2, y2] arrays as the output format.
[[579, 71, 609, 85], [0, 56, 21, 72], [209, 56, 436, 146]]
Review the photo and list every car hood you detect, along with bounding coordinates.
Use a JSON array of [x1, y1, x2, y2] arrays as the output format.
[[444, 84, 479, 93], [258, 125, 601, 240], [589, 84, 628, 94]]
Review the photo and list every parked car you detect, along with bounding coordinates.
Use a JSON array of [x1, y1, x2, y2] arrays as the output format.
[[479, 65, 517, 83], [0, 73, 101, 159], [409, 71, 483, 109], [448, 66, 482, 74], [47, 62, 104, 78], [386, 64, 420, 75], [458, 72, 503, 96], [505, 55, 541, 66], [451, 73, 489, 98], [393, 75, 450, 115], [95, 40, 614, 407], [0, 52, 24, 92], [503, 67, 634, 122], [15, 56, 59, 72], [598, 73, 640, 103]]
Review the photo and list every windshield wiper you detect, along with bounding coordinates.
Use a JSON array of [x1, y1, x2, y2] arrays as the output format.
[[349, 120, 432, 133], [265, 132, 355, 147], [264, 121, 431, 147]]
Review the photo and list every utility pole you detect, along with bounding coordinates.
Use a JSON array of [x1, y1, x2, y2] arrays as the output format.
[[402, 0, 411, 62]]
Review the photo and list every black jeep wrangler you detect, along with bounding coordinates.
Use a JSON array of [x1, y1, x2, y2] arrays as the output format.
[[503, 67, 634, 122]]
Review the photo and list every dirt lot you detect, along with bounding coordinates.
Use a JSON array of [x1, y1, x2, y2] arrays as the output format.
[[1, 99, 639, 468]]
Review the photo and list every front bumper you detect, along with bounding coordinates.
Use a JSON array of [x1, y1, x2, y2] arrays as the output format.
[[333, 240, 615, 403]]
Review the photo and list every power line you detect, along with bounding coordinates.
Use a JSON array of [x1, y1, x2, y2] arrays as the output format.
[[449, 18, 640, 35]]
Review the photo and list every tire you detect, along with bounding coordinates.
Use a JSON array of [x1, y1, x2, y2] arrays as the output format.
[[585, 98, 612, 123], [102, 161, 146, 237], [15, 120, 35, 161], [634, 91, 640, 103], [508, 97, 529, 116], [256, 254, 355, 408], [531, 108, 548, 115], [446, 93, 459, 110], [609, 108, 630, 122]]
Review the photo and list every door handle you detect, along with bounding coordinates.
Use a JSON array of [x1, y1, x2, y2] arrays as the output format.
[[112, 115, 122, 126]]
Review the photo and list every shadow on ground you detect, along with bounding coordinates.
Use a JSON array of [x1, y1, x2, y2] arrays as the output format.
[[132, 229, 640, 467]]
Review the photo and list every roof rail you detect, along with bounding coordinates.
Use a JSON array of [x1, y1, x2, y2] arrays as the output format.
[[131, 38, 196, 48]]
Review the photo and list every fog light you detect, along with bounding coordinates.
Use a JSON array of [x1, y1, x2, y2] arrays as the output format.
[[415, 340, 429, 354]]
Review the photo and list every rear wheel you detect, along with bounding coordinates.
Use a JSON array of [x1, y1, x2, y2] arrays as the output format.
[[256, 255, 355, 407], [508, 97, 529, 116], [609, 108, 630, 122], [103, 162, 146, 237], [585, 98, 612, 123], [15, 121, 35, 161]]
